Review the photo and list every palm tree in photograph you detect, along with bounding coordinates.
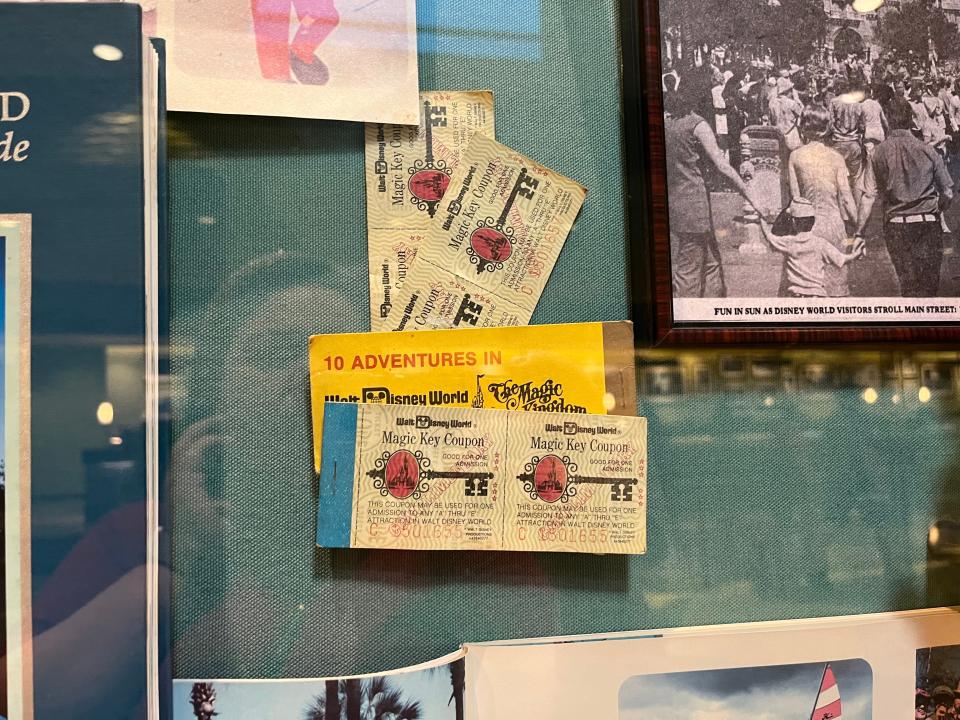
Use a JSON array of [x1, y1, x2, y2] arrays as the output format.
[[424, 659, 465, 720], [448, 659, 465, 720], [323, 679, 340, 720], [304, 676, 422, 720], [189, 682, 217, 720], [345, 679, 361, 720]]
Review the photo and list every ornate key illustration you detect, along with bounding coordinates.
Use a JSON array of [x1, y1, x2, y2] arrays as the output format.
[[368, 449, 495, 500], [517, 454, 639, 504], [408, 100, 450, 218], [468, 168, 539, 274]]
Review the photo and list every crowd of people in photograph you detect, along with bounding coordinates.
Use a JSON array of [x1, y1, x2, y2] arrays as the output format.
[[917, 681, 960, 719], [664, 50, 957, 299]]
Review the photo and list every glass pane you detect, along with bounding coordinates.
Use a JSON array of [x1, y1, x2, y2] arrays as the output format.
[[166, 0, 960, 683]]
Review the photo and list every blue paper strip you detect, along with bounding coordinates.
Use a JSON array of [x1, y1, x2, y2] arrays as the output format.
[[316, 403, 359, 548]]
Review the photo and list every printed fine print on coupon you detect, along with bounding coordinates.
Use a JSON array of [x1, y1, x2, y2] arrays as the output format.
[[365, 91, 496, 328], [317, 402, 647, 555], [379, 133, 587, 332]]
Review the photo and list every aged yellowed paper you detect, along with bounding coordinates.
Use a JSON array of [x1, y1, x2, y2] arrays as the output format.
[[379, 134, 587, 331], [0, 214, 32, 720], [366, 91, 495, 326], [158, 0, 419, 123], [317, 403, 646, 554]]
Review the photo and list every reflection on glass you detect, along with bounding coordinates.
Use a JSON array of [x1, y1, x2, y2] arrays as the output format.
[[96, 401, 114, 426], [637, 350, 960, 401], [417, 0, 542, 59], [92, 44, 123, 62]]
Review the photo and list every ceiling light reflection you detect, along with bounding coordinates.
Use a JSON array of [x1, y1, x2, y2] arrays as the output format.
[[96, 401, 114, 425], [93, 44, 124, 62]]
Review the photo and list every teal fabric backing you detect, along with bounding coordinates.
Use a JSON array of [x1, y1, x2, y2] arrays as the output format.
[[168, 0, 960, 679]]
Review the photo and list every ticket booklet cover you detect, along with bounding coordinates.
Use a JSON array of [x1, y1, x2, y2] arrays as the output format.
[[308, 321, 636, 471], [377, 133, 588, 331], [317, 402, 647, 554]]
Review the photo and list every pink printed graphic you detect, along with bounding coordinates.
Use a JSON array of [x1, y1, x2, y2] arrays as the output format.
[[384, 449, 420, 500], [533, 454, 567, 504]]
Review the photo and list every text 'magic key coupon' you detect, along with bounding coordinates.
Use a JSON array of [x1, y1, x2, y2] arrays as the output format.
[[317, 403, 647, 554], [365, 91, 496, 327], [378, 133, 587, 331], [365, 91, 495, 230], [308, 321, 636, 472]]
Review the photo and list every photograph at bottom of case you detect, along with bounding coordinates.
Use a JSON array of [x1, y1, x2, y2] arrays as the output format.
[[619, 659, 871, 720], [917, 644, 960, 719], [174, 651, 465, 720]]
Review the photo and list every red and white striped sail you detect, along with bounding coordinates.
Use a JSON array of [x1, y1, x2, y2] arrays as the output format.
[[811, 665, 842, 720]]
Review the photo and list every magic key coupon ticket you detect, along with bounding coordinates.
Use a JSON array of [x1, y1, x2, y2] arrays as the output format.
[[317, 403, 647, 554], [365, 91, 496, 327], [377, 133, 587, 331]]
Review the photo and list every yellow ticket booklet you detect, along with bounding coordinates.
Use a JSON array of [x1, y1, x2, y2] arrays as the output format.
[[308, 321, 636, 472]]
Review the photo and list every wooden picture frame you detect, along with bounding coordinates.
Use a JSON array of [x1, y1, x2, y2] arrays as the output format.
[[626, 0, 960, 344]]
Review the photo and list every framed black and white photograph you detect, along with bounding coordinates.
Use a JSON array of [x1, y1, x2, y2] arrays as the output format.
[[634, 0, 960, 341]]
